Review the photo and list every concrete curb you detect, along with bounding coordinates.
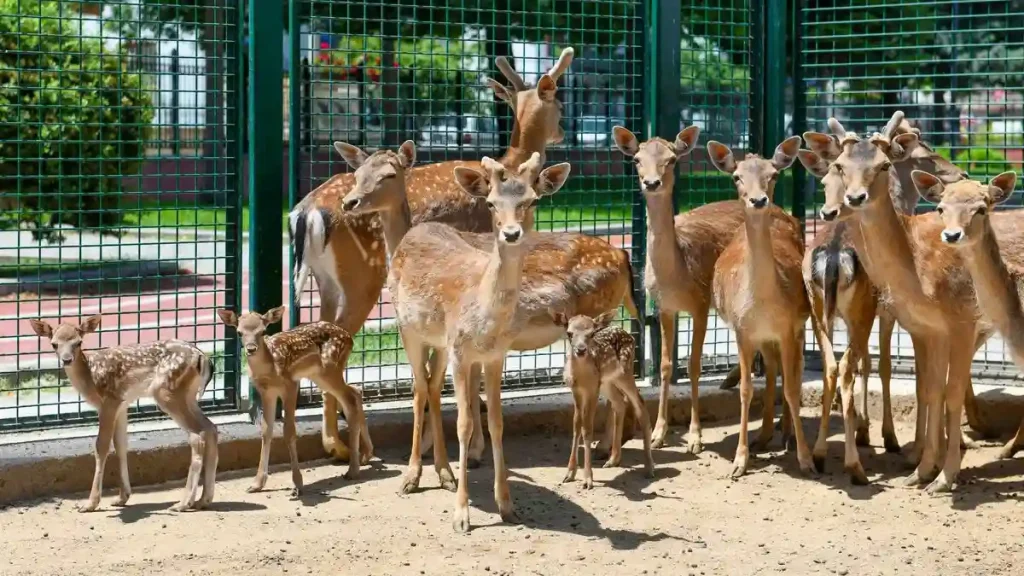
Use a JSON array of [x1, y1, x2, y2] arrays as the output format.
[[2, 373, 1023, 506]]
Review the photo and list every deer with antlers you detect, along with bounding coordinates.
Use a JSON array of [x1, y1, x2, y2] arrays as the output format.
[[335, 139, 638, 474], [613, 126, 797, 453], [217, 307, 372, 496], [913, 169, 1024, 460], [288, 49, 576, 464], [705, 136, 814, 477], [804, 110, 1005, 492], [29, 316, 218, 512]]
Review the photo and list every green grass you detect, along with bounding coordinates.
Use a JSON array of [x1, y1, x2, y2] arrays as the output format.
[[350, 327, 405, 367]]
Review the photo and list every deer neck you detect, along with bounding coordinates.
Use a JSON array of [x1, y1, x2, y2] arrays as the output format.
[[744, 211, 783, 296], [642, 190, 684, 278], [379, 200, 413, 263], [499, 120, 549, 169], [477, 240, 527, 328], [891, 163, 921, 216], [853, 175, 928, 304], [962, 224, 1024, 356], [247, 337, 278, 378], [64, 352, 101, 404]]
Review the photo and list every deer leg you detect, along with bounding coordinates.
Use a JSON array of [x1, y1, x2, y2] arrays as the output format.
[[282, 383, 303, 497], [563, 389, 583, 483], [684, 306, 709, 454], [877, 310, 900, 453], [321, 393, 351, 461], [998, 416, 1024, 460], [81, 403, 118, 512], [325, 380, 362, 481], [907, 334, 929, 468], [190, 399, 219, 510], [401, 341, 431, 494], [467, 363, 486, 468], [838, 348, 867, 484], [247, 390, 276, 493], [155, 393, 207, 511], [927, 341, 973, 494], [965, 332, 998, 439], [753, 343, 778, 451], [731, 338, 756, 478], [580, 387, 598, 490], [595, 398, 616, 461], [112, 405, 132, 507], [602, 384, 626, 468], [904, 335, 947, 486], [483, 360, 517, 524], [855, 352, 871, 447], [781, 331, 814, 475], [809, 300, 837, 468], [619, 372, 655, 478], [652, 310, 677, 449], [451, 357, 474, 533]]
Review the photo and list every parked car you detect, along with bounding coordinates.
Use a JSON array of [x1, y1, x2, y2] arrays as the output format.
[[418, 115, 499, 149], [575, 115, 625, 147]]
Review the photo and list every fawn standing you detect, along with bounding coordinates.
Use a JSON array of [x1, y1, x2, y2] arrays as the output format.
[[556, 312, 654, 489], [29, 316, 218, 512]]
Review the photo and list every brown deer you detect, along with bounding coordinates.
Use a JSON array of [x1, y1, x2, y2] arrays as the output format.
[[217, 307, 372, 496], [555, 311, 654, 489], [289, 49, 575, 463], [806, 111, 999, 492], [706, 136, 815, 478], [613, 126, 799, 454], [913, 169, 1024, 459], [334, 140, 638, 470], [29, 316, 218, 512], [385, 152, 571, 532]]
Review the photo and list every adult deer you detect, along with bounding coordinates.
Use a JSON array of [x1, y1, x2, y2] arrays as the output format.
[[289, 49, 575, 462], [706, 136, 814, 477], [29, 317, 218, 512], [335, 140, 638, 482], [612, 126, 792, 453], [806, 111, 1000, 492], [913, 169, 1024, 459]]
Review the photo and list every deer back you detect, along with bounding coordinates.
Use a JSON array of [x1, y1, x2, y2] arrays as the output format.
[[85, 340, 207, 401]]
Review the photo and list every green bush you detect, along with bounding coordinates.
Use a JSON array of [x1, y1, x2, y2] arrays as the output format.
[[953, 148, 1012, 175], [0, 0, 153, 241]]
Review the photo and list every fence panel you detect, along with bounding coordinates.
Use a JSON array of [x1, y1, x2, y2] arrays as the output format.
[[288, 0, 647, 404], [799, 1, 1024, 381], [0, 0, 245, 431]]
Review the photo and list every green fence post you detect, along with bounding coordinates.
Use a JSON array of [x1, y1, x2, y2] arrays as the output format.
[[627, 0, 649, 380], [789, 0, 806, 228], [287, 0, 301, 330], [223, 0, 245, 410], [248, 0, 284, 421], [646, 0, 681, 385], [765, 0, 787, 187]]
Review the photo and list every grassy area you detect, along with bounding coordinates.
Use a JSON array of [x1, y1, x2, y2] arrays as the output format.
[[350, 327, 405, 367]]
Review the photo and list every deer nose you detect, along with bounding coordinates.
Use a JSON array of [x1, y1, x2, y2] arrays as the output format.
[[820, 207, 840, 222], [643, 179, 661, 191], [846, 190, 868, 207], [942, 229, 963, 244], [61, 356, 73, 366], [749, 196, 768, 209], [502, 228, 522, 244], [342, 198, 360, 212], [244, 344, 257, 354], [573, 345, 587, 358]]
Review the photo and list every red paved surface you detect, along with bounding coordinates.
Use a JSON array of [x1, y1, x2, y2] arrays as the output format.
[[2, 228, 826, 369]]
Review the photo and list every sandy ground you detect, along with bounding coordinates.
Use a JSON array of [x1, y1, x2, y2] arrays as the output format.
[[3, 410, 1024, 576]]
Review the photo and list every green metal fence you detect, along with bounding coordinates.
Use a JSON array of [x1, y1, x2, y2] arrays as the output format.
[[0, 0, 245, 431], [798, 0, 1024, 382]]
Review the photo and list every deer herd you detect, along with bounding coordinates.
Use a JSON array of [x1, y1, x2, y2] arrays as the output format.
[[27, 47, 1024, 533]]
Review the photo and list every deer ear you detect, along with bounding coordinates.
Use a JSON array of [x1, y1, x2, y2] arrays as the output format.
[[674, 125, 701, 159], [911, 170, 946, 204], [398, 140, 416, 169], [552, 312, 568, 328], [612, 126, 639, 158], [334, 141, 369, 170], [29, 318, 52, 338], [217, 309, 238, 327], [888, 133, 918, 163], [486, 77, 516, 107], [536, 163, 572, 197], [454, 166, 489, 198], [79, 315, 102, 334], [706, 141, 737, 174], [263, 306, 286, 326], [797, 150, 830, 180], [594, 310, 616, 328], [772, 136, 801, 171], [803, 132, 841, 161], [537, 74, 557, 102], [988, 171, 1018, 205]]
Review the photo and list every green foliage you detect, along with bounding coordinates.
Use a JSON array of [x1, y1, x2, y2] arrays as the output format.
[[0, 0, 154, 241], [954, 148, 1012, 175]]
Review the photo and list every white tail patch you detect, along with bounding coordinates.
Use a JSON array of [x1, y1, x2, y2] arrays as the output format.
[[291, 208, 332, 298]]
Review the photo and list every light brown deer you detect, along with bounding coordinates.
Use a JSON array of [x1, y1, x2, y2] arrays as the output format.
[[707, 136, 815, 478], [217, 308, 372, 496], [913, 169, 1024, 459], [806, 111, 1000, 492], [613, 126, 799, 453], [334, 140, 638, 470], [29, 316, 218, 512], [289, 49, 575, 464], [555, 311, 654, 489], [386, 152, 571, 532]]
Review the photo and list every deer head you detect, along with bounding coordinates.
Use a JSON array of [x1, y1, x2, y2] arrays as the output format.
[[552, 311, 616, 359], [487, 47, 574, 146], [218, 307, 285, 355], [453, 152, 571, 246], [913, 170, 1018, 246], [29, 315, 102, 366], [336, 140, 417, 215], [707, 136, 801, 213], [612, 125, 701, 194]]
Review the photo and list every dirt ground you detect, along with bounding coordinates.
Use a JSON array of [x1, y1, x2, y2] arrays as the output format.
[[3, 410, 1024, 576]]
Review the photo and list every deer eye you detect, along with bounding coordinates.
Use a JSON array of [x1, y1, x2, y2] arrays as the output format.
[[976, 206, 987, 217], [486, 201, 495, 211], [879, 161, 892, 172], [666, 156, 677, 166], [936, 206, 944, 215], [833, 165, 843, 175], [732, 174, 740, 183], [632, 156, 641, 165], [51, 343, 57, 350]]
